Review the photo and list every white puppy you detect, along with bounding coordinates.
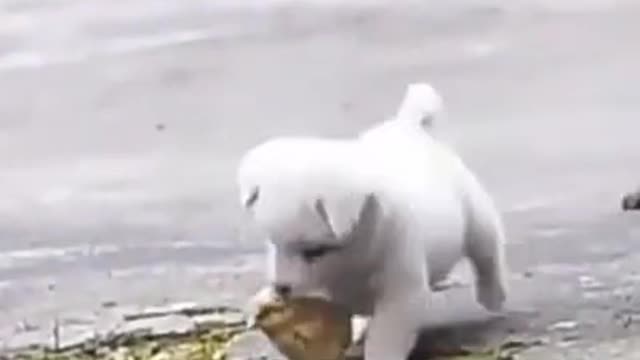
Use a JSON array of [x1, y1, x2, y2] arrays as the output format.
[[237, 83, 507, 360]]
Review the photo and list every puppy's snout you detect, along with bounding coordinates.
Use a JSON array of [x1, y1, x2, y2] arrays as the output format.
[[273, 283, 292, 298]]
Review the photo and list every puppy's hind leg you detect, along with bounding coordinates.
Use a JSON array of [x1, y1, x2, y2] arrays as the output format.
[[462, 175, 508, 313]]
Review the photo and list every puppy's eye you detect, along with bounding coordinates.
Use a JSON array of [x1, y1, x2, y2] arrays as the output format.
[[301, 245, 339, 262], [244, 187, 259, 208]]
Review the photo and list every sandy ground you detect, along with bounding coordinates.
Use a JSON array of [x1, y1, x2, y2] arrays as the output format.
[[1, 0, 640, 354]]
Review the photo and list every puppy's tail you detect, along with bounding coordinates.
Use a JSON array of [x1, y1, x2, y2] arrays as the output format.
[[393, 82, 444, 133]]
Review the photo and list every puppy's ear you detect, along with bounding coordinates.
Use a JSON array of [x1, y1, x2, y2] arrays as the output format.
[[314, 192, 378, 240]]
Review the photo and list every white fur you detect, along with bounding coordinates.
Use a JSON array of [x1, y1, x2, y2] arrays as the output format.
[[237, 83, 507, 360], [360, 82, 444, 140]]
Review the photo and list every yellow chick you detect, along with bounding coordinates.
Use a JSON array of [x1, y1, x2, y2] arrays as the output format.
[[253, 296, 352, 360]]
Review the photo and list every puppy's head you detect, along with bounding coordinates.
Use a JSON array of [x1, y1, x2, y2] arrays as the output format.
[[261, 189, 378, 299], [237, 142, 378, 299]]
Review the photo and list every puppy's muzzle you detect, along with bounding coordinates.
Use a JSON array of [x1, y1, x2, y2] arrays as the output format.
[[273, 282, 332, 302], [273, 283, 292, 298]]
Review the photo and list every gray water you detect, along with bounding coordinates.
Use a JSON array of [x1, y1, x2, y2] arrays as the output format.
[[1, 0, 640, 347]]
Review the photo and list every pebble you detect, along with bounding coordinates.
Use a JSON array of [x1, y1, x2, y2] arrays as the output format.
[[193, 312, 246, 328], [578, 276, 606, 291], [225, 331, 285, 360], [622, 190, 640, 210], [548, 320, 579, 331], [115, 314, 195, 338]]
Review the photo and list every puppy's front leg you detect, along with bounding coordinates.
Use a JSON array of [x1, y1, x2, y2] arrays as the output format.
[[351, 315, 370, 344], [345, 315, 370, 358], [364, 295, 425, 360], [364, 289, 427, 360]]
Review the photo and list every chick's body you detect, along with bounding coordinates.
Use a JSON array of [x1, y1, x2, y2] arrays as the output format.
[[254, 297, 352, 360]]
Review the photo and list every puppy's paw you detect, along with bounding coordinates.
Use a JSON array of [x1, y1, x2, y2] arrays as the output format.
[[475, 280, 506, 313], [351, 315, 370, 344], [345, 342, 364, 358], [431, 276, 468, 292]]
